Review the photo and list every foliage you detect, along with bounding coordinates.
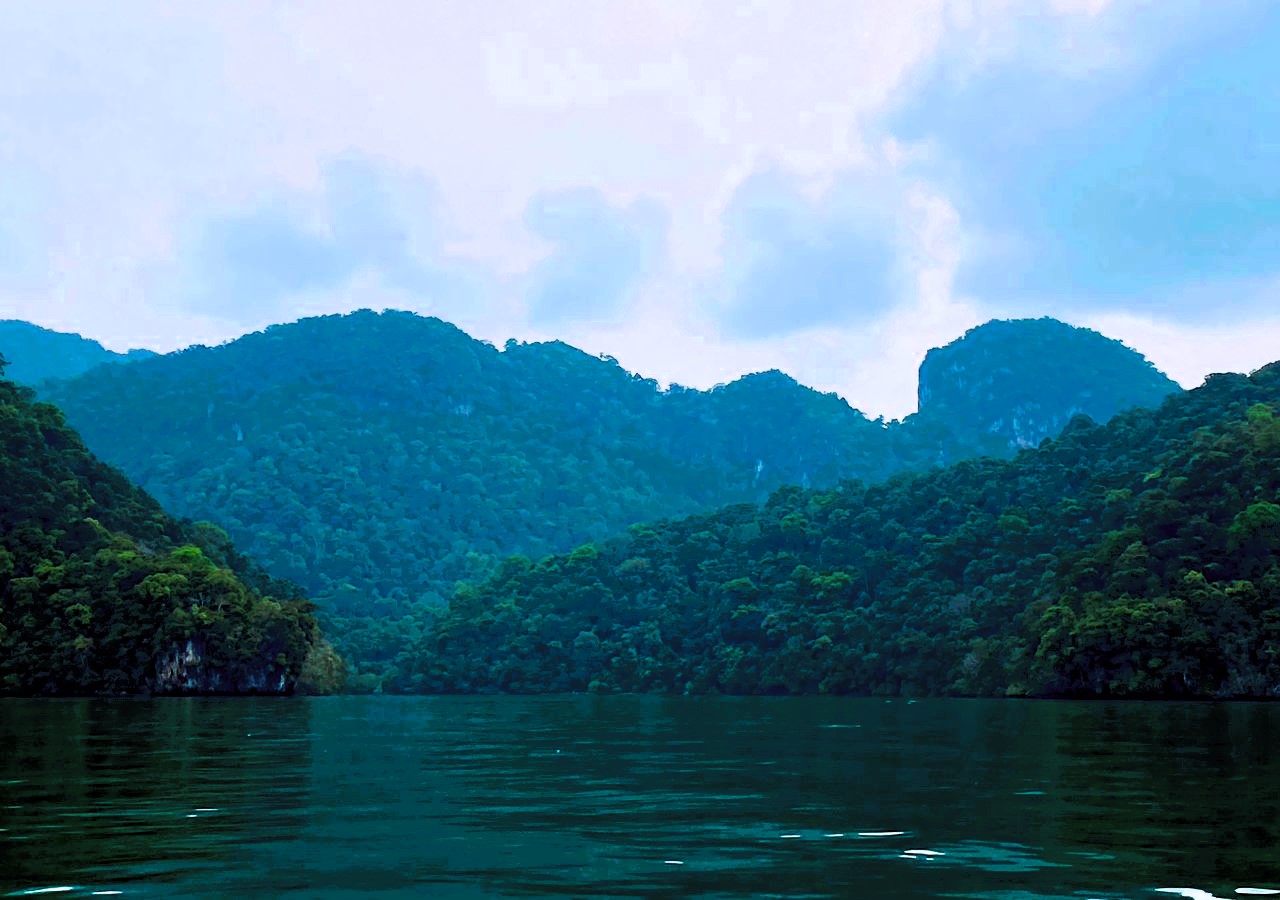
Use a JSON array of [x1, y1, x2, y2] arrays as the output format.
[[908, 316, 1179, 458], [414, 364, 1280, 698], [0, 370, 340, 695], [39, 311, 1175, 680]]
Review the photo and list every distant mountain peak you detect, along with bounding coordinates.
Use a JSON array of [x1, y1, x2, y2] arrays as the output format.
[[0, 320, 155, 385], [719, 369, 802, 390], [914, 317, 1179, 452]]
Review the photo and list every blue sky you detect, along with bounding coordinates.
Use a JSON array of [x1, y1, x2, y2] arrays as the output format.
[[891, 0, 1280, 317], [1, 0, 1278, 417]]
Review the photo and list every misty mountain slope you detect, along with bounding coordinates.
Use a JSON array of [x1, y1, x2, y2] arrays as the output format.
[[38, 310, 1179, 676], [0, 320, 155, 386], [416, 362, 1280, 698]]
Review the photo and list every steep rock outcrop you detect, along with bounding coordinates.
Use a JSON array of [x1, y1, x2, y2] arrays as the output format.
[[152, 638, 293, 695], [913, 317, 1179, 454]]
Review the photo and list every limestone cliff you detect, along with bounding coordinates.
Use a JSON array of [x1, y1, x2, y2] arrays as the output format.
[[152, 638, 294, 695], [911, 317, 1179, 457]]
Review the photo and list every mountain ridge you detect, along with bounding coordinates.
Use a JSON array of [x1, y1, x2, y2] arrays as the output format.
[[31, 309, 1181, 681], [0, 320, 156, 386], [415, 359, 1280, 697]]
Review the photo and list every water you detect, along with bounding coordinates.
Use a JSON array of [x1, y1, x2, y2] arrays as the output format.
[[2, 697, 1278, 899]]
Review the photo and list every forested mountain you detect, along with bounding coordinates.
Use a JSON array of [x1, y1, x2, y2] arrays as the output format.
[[0, 320, 155, 385], [44, 311, 889, 620], [36, 310, 1176, 680], [0, 356, 341, 695], [416, 362, 1280, 698], [908, 317, 1179, 458]]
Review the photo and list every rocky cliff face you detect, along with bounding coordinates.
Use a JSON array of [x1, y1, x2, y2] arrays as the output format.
[[913, 317, 1179, 453], [151, 638, 294, 695]]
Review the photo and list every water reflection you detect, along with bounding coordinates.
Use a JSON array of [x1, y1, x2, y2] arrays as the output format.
[[1050, 701, 1280, 892], [2, 697, 1279, 899], [1, 699, 312, 897]]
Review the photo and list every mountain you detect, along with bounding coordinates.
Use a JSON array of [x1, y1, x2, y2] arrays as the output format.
[[415, 362, 1280, 698], [36, 310, 1177, 681], [0, 320, 155, 385], [42, 311, 890, 617], [908, 317, 1180, 459], [0, 355, 341, 695]]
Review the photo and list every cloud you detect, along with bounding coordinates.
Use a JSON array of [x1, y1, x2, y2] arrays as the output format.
[[179, 157, 473, 324], [7, 0, 1275, 420], [713, 169, 904, 338], [545, 183, 980, 419], [1083, 304, 1280, 391], [523, 188, 666, 326], [193, 208, 347, 312], [0, 171, 45, 290], [0, 0, 957, 350], [889, 0, 1280, 318]]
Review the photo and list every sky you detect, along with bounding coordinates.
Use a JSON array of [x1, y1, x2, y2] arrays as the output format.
[[2, 0, 1278, 419]]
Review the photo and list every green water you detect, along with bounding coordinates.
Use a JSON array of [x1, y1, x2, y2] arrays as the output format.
[[1, 697, 1278, 899]]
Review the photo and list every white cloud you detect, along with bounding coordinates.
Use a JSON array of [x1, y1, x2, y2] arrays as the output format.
[[533, 180, 981, 419], [2, 0, 1219, 421], [1082, 310, 1280, 390]]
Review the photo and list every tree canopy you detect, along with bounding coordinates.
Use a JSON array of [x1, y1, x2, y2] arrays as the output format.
[[33, 310, 1178, 683], [0, 373, 341, 695], [412, 363, 1280, 698]]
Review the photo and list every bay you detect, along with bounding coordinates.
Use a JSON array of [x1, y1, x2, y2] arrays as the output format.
[[1, 697, 1278, 899]]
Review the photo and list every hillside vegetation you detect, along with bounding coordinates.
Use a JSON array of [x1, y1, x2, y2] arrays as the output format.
[[414, 363, 1280, 698], [39, 310, 1178, 680], [0, 357, 341, 695]]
